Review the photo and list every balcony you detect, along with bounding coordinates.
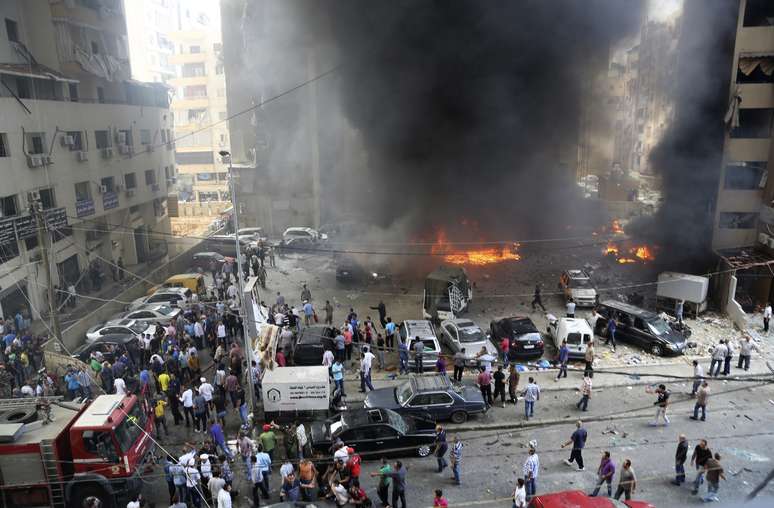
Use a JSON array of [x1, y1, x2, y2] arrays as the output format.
[[173, 97, 209, 109], [738, 83, 774, 109], [168, 52, 207, 65], [169, 75, 208, 87], [737, 26, 774, 55]]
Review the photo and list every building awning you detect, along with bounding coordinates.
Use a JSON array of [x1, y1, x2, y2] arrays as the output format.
[[739, 53, 774, 76], [716, 247, 774, 269], [0, 63, 79, 83]]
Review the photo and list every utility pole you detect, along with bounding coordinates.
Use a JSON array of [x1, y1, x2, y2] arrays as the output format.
[[28, 192, 62, 344], [220, 151, 257, 420]]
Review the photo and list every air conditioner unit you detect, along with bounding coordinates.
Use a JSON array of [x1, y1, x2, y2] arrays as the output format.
[[116, 131, 127, 145], [126, 189, 135, 197], [26, 154, 43, 168], [152, 183, 160, 192], [759, 233, 770, 245], [43, 155, 53, 165], [60, 135, 74, 147], [98, 184, 108, 194], [76, 151, 88, 162], [118, 144, 132, 155], [101, 147, 113, 158]]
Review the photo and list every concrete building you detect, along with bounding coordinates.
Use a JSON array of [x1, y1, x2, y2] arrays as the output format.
[[0, 0, 174, 320], [124, 0, 179, 84]]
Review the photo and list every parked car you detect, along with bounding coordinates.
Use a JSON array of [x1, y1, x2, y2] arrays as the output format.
[[310, 408, 436, 457], [490, 317, 544, 360], [528, 490, 655, 508], [279, 237, 318, 252], [72, 334, 139, 364], [594, 300, 688, 356], [237, 227, 266, 241], [438, 319, 497, 366], [399, 320, 441, 371], [203, 235, 251, 257], [292, 325, 338, 366], [191, 251, 228, 271], [364, 374, 487, 424], [146, 273, 206, 296], [547, 316, 594, 359], [282, 227, 327, 243], [111, 304, 181, 325], [85, 319, 156, 343], [127, 288, 192, 311], [559, 269, 598, 307]]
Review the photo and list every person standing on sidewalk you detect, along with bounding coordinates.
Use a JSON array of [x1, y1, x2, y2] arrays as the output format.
[[522, 447, 539, 500], [453, 349, 466, 382], [614, 460, 636, 501], [709, 340, 727, 377], [566, 298, 576, 318], [476, 368, 493, 407], [672, 434, 689, 486], [764, 302, 772, 333], [691, 360, 704, 396], [584, 343, 595, 378], [589, 451, 615, 497], [722, 340, 734, 376], [522, 377, 540, 419], [556, 340, 569, 380], [690, 381, 710, 421], [561, 420, 587, 471], [508, 365, 520, 406], [434, 425, 448, 473], [493, 365, 507, 407], [650, 384, 670, 426], [450, 435, 463, 485], [577, 374, 592, 411], [691, 439, 713, 495], [737, 335, 757, 371]]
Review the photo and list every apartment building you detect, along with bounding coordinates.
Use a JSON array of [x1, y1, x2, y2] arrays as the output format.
[[0, 0, 174, 319], [124, 0, 179, 83]]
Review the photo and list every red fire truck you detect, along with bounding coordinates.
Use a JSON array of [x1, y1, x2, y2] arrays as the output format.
[[0, 394, 155, 508]]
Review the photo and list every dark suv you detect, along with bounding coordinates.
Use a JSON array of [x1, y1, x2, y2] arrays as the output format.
[[490, 317, 545, 360], [594, 300, 688, 356], [292, 325, 338, 365], [363, 374, 487, 424]]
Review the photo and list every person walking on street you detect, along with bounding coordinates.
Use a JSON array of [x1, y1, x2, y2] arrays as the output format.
[[450, 435, 463, 485], [370, 301, 387, 329], [691, 360, 704, 396], [398, 340, 409, 375], [562, 420, 587, 471], [476, 368, 493, 407], [301, 284, 312, 302], [508, 365, 520, 405], [493, 365, 507, 407], [523, 447, 539, 500], [650, 384, 670, 426], [531, 284, 546, 312], [371, 460, 406, 508], [605, 318, 616, 352], [434, 425, 448, 473], [722, 340, 734, 376], [332, 359, 345, 396], [577, 374, 592, 411], [324, 300, 334, 326], [584, 343, 595, 378], [614, 460, 636, 501], [556, 340, 569, 380], [690, 381, 710, 421], [691, 439, 713, 495], [566, 298, 576, 318], [359, 346, 376, 392], [375, 458, 391, 507], [303, 300, 314, 327], [675, 300, 684, 325], [701, 453, 725, 502], [522, 377, 540, 419], [672, 434, 689, 486], [384, 318, 396, 351], [764, 303, 772, 333], [737, 335, 757, 371], [709, 340, 727, 377], [589, 451, 615, 497], [453, 348, 466, 382], [513, 478, 527, 508]]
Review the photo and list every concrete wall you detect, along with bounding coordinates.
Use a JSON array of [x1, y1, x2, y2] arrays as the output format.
[[726, 275, 748, 330]]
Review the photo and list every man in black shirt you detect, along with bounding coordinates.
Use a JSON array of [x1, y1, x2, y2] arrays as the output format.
[[671, 434, 689, 485], [690, 439, 712, 495], [493, 366, 507, 407]]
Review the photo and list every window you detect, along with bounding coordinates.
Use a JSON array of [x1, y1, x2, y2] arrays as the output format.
[[26, 133, 45, 155], [145, 169, 157, 185], [197, 191, 219, 202], [428, 393, 453, 405], [175, 151, 214, 165], [188, 108, 206, 122], [97, 86, 105, 103], [140, 129, 151, 145], [182, 63, 206, 77], [0, 133, 8, 157], [189, 45, 201, 53], [184, 85, 207, 98], [724, 162, 768, 190], [719, 212, 758, 229], [743, 0, 774, 27], [129, 205, 140, 213], [74, 182, 91, 201], [0, 194, 18, 217], [737, 58, 774, 84], [69, 83, 79, 102], [124, 172, 137, 189], [95, 130, 111, 149], [5, 19, 19, 43], [408, 394, 432, 407], [160, 129, 167, 143], [39, 188, 56, 209], [730, 109, 774, 139], [196, 172, 215, 181], [100, 176, 115, 193], [118, 129, 133, 146], [65, 131, 84, 151], [215, 63, 224, 75], [16, 77, 31, 99]]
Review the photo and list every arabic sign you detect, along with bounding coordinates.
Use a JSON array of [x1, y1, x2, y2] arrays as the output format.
[[76, 199, 96, 218], [0, 208, 69, 243], [103, 191, 119, 210], [0, 218, 14, 244]]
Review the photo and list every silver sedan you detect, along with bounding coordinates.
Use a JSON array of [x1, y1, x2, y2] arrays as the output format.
[[111, 304, 181, 325], [438, 319, 498, 366]]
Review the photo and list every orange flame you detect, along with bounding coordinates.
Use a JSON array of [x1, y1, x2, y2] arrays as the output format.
[[633, 246, 655, 261], [431, 230, 520, 266], [604, 242, 619, 255], [611, 219, 624, 235]]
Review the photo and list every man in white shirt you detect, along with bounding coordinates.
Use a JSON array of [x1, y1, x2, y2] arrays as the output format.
[[690, 360, 704, 396], [194, 319, 205, 349], [199, 377, 215, 417], [217, 482, 233, 508], [113, 377, 126, 396], [322, 349, 335, 368], [296, 422, 308, 459], [226, 283, 238, 300], [359, 346, 376, 392], [764, 303, 772, 332], [523, 447, 540, 499], [709, 340, 727, 377], [333, 442, 349, 464], [566, 299, 576, 318], [180, 386, 194, 428]]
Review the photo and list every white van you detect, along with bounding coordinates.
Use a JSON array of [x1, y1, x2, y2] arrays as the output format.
[[547, 316, 594, 359]]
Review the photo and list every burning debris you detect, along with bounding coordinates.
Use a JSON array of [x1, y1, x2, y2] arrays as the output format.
[[430, 230, 521, 267]]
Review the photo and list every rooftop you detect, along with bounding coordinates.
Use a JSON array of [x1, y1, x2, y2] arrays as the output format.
[[72, 394, 127, 428]]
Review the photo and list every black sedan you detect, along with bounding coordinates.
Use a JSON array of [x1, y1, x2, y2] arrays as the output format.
[[292, 325, 338, 366], [71, 334, 140, 364], [364, 374, 487, 424], [310, 408, 436, 458], [191, 251, 228, 270], [490, 317, 545, 360]]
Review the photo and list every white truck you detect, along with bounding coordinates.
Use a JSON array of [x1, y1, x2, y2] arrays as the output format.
[[261, 366, 331, 421]]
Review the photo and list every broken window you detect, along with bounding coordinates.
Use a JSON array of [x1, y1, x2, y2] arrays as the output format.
[[743, 0, 774, 27], [719, 212, 758, 229], [730, 108, 774, 139], [724, 161, 768, 190]]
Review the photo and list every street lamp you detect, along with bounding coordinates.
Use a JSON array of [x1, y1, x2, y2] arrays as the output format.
[[220, 150, 257, 420]]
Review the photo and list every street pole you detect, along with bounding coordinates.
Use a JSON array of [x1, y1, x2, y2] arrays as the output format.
[[28, 192, 62, 344], [222, 152, 257, 420]]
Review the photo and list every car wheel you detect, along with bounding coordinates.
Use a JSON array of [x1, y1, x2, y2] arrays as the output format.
[[417, 445, 431, 457], [651, 344, 663, 356], [450, 411, 467, 424]]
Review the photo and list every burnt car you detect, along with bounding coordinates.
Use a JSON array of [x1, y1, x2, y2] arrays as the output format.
[[490, 316, 545, 360], [292, 325, 338, 366], [72, 334, 140, 365], [364, 374, 487, 424], [310, 408, 436, 458], [594, 300, 688, 356]]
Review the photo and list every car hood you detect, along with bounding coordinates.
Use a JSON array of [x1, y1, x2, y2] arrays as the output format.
[[570, 288, 596, 298], [462, 340, 496, 358], [363, 387, 401, 410], [660, 328, 687, 345], [460, 386, 486, 405]]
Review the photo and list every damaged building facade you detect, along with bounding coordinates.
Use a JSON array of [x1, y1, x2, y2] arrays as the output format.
[[0, 0, 174, 319]]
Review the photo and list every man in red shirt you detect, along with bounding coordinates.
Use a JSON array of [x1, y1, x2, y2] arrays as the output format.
[[476, 368, 493, 407], [347, 447, 362, 483]]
